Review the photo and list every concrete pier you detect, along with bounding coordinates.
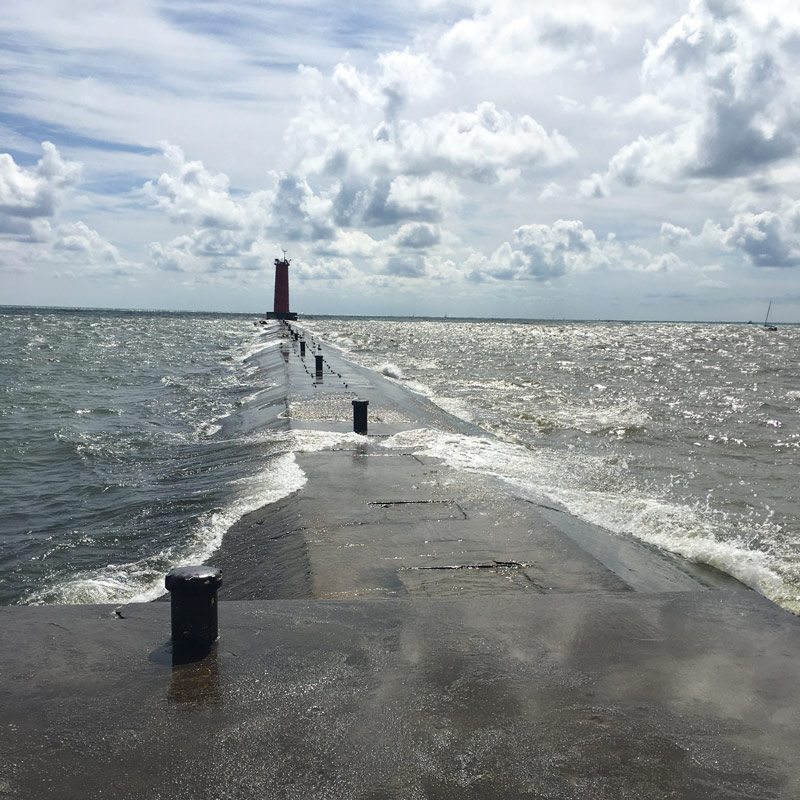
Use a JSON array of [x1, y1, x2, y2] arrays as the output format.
[[2, 319, 799, 799]]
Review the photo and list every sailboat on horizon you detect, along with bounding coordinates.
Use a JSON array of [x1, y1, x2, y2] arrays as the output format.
[[763, 301, 778, 331]]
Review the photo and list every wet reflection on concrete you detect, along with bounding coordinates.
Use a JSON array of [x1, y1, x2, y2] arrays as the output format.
[[170, 642, 219, 705], [149, 640, 220, 705]]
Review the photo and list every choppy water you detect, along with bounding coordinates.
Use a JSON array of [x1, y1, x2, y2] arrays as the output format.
[[2, 309, 799, 613], [0, 308, 301, 605], [308, 317, 800, 613]]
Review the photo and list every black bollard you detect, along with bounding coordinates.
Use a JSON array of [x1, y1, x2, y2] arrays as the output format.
[[315, 354, 323, 377], [352, 398, 369, 435], [165, 566, 222, 648], [300, 340, 306, 357]]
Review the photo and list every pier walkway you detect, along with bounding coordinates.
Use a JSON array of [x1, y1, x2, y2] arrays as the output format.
[[2, 321, 799, 799]]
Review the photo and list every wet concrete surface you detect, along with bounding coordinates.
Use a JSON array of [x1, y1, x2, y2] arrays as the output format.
[[2, 594, 799, 799], [2, 320, 800, 798]]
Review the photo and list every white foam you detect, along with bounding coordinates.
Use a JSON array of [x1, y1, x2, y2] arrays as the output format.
[[379, 363, 404, 379], [29, 427, 377, 605], [241, 337, 281, 361], [380, 428, 790, 605], [198, 422, 222, 438], [178, 451, 306, 567], [245, 428, 368, 452], [29, 452, 308, 606]]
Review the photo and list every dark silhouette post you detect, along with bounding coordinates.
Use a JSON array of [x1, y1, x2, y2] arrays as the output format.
[[352, 398, 369, 435], [165, 566, 222, 649]]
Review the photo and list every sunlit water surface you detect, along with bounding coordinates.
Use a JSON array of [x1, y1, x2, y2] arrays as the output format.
[[307, 317, 800, 613]]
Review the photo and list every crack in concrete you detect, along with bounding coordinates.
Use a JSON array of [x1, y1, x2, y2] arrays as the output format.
[[369, 500, 457, 507], [519, 497, 567, 514], [403, 560, 533, 571]]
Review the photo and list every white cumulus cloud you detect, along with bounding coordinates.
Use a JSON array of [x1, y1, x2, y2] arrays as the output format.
[[720, 205, 800, 268], [0, 143, 80, 241], [143, 142, 251, 230], [53, 221, 144, 276], [472, 219, 686, 282], [597, 0, 800, 191]]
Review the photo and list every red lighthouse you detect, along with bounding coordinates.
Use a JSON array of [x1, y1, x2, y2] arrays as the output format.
[[267, 250, 297, 320]]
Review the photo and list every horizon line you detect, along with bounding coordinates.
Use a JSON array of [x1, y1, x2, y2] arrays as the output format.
[[1, 303, 796, 326]]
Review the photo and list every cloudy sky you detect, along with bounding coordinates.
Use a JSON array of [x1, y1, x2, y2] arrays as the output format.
[[2, 0, 800, 320]]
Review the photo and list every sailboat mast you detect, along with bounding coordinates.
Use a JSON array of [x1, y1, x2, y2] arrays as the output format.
[[763, 301, 777, 330]]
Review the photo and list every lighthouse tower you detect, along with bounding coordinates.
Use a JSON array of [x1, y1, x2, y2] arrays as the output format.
[[267, 250, 297, 320]]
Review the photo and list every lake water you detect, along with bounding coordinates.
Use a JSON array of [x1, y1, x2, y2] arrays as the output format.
[[1, 308, 798, 613], [307, 316, 800, 613]]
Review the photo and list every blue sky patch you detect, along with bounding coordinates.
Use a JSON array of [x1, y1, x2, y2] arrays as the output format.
[[0, 112, 159, 156]]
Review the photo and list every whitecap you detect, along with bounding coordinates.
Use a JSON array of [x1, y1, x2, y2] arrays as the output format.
[[379, 363, 404, 379], [26, 452, 309, 605], [380, 428, 788, 606]]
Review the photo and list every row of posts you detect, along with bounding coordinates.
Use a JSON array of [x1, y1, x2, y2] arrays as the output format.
[[165, 321, 371, 650], [166, 405, 370, 646], [286, 322, 370, 434], [287, 322, 327, 381]]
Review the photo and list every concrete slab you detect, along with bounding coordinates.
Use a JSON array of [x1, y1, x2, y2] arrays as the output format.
[[1, 593, 799, 799], [215, 445, 743, 601]]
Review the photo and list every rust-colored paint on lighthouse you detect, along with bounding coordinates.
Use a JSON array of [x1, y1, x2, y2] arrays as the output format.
[[274, 258, 289, 313], [267, 253, 297, 320]]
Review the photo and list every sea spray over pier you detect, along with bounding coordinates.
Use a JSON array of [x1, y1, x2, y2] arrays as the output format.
[[307, 317, 800, 612], [0, 308, 305, 605]]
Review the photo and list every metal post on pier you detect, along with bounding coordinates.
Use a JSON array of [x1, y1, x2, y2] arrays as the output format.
[[165, 566, 222, 648], [315, 354, 323, 378], [352, 398, 369, 435]]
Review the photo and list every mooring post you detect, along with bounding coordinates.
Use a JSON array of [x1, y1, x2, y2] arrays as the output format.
[[300, 339, 306, 357], [352, 398, 369, 435], [315, 354, 323, 378], [165, 566, 222, 648]]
